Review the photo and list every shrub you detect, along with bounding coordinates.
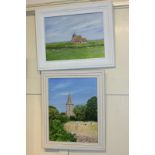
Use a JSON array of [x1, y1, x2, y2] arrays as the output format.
[[70, 115, 76, 121], [49, 119, 76, 142], [55, 114, 69, 123]]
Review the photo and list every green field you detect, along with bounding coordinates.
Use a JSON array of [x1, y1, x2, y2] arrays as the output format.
[[46, 40, 105, 61]]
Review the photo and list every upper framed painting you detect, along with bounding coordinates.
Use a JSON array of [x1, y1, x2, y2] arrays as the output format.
[[41, 69, 105, 151], [35, 1, 115, 70]]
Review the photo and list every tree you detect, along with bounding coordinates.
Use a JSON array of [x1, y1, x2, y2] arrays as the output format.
[[73, 105, 86, 121], [85, 96, 97, 121], [49, 105, 59, 120]]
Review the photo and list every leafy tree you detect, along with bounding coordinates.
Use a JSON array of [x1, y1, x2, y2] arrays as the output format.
[[73, 105, 86, 121], [85, 96, 97, 121], [49, 105, 59, 120]]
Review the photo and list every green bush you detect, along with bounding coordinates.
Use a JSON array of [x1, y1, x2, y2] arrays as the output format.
[[55, 114, 69, 123], [70, 115, 76, 121], [49, 119, 76, 142], [49, 106, 76, 142]]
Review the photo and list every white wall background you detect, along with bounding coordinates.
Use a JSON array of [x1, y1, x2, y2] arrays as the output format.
[[26, 1, 129, 155]]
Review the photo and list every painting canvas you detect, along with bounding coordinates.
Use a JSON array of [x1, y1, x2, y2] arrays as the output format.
[[42, 70, 105, 150], [35, 1, 115, 70], [48, 78, 98, 143], [45, 13, 105, 61]]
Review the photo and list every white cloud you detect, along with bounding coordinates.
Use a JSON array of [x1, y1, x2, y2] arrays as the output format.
[[57, 86, 95, 97], [51, 82, 71, 91], [59, 92, 70, 96]]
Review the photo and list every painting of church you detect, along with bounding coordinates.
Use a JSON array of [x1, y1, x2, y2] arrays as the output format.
[[44, 12, 105, 61], [48, 77, 98, 143]]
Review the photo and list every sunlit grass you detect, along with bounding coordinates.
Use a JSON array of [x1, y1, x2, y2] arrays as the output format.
[[46, 40, 105, 61]]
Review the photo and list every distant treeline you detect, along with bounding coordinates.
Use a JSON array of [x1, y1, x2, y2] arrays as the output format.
[[72, 96, 97, 122], [46, 40, 104, 49]]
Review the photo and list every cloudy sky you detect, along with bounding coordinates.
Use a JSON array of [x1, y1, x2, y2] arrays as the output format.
[[45, 12, 104, 43], [48, 78, 97, 112]]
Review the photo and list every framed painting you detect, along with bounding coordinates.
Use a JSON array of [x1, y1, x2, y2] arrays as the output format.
[[35, 1, 115, 70], [41, 69, 105, 151]]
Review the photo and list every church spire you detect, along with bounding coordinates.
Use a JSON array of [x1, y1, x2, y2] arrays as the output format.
[[66, 94, 73, 105], [66, 94, 74, 116]]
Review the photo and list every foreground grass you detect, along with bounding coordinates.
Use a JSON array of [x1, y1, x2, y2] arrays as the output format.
[[46, 40, 105, 61]]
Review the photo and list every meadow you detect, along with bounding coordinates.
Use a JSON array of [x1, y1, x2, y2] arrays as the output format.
[[46, 40, 105, 61], [64, 121, 98, 143]]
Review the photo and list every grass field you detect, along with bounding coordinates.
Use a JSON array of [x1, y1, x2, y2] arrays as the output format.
[[46, 40, 105, 61], [64, 121, 98, 143]]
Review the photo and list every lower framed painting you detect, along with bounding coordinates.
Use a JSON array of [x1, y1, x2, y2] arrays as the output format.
[[41, 69, 105, 151]]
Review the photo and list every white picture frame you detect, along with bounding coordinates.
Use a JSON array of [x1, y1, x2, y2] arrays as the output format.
[[35, 1, 115, 70], [41, 69, 105, 151]]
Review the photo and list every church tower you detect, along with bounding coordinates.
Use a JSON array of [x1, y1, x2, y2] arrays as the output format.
[[66, 95, 74, 117]]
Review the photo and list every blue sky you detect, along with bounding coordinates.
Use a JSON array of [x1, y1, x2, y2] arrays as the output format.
[[45, 12, 104, 43], [48, 78, 97, 112]]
